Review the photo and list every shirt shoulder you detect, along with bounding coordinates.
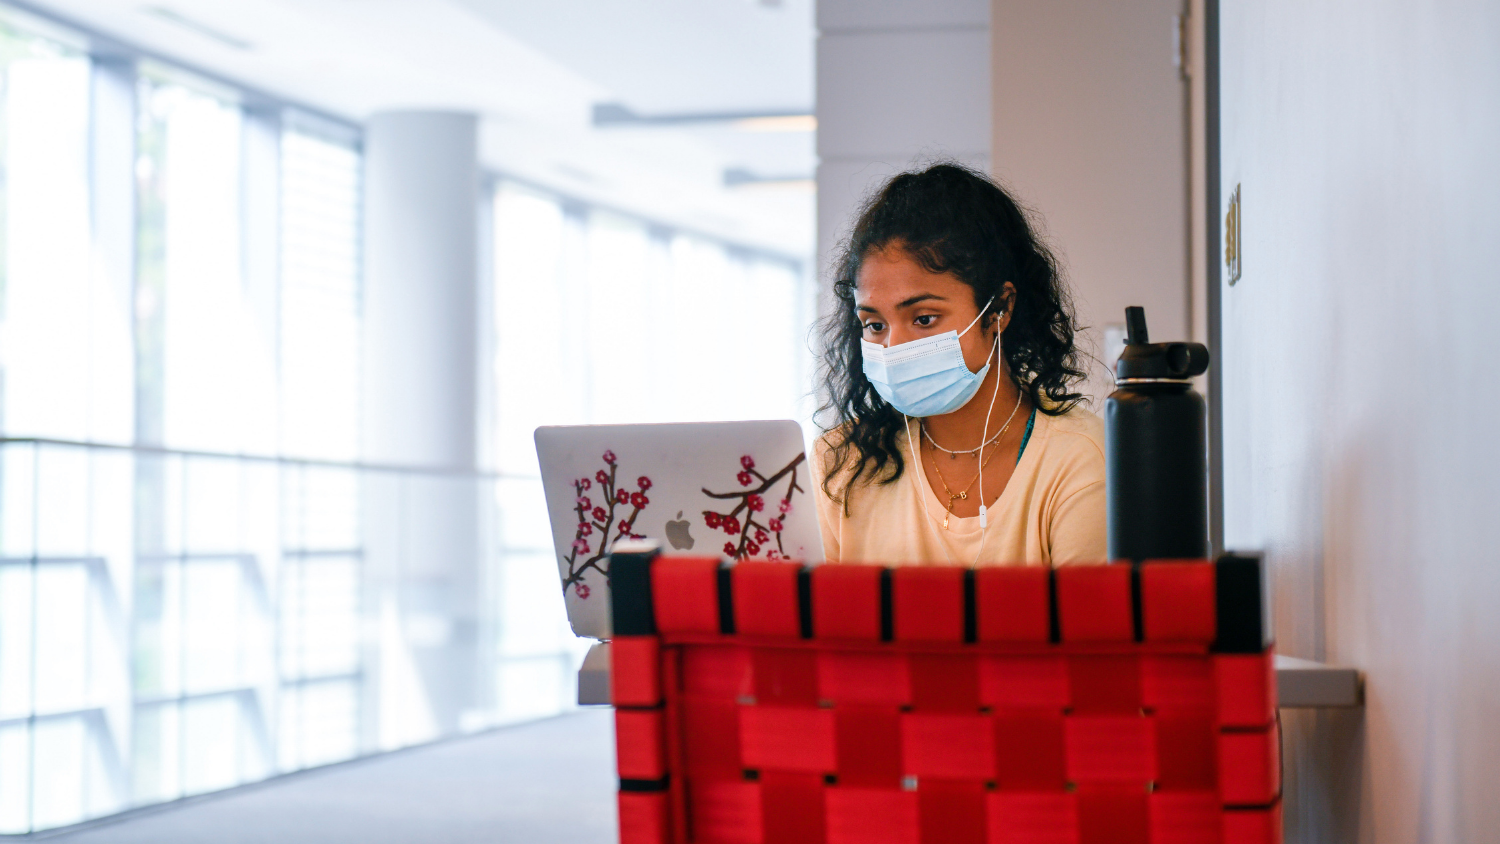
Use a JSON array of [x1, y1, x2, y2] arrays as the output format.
[[1034, 405, 1106, 492], [812, 422, 912, 518], [1042, 405, 1104, 456], [812, 425, 847, 479]]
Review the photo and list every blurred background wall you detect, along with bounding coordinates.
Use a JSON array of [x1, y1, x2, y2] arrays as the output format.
[[814, 0, 991, 324], [992, 0, 1197, 405]]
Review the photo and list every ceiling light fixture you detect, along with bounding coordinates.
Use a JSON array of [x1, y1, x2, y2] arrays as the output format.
[[730, 115, 817, 133], [595, 103, 814, 132], [724, 168, 815, 191]]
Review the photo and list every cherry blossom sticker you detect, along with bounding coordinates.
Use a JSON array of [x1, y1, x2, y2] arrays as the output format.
[[562, 450, 651, 598], [701, 452, 805, 561]]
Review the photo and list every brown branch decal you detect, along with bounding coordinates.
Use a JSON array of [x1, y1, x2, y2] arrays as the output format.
[[561, 450, 651, 598], [701, 452, 806, 560]]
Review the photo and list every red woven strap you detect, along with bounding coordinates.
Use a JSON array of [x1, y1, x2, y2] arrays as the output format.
[[1057, 565, 1135, 642], [825, 788, 917, 844], [740, 705, 836, 773], [811, 564, 884, 640], [1214, 652, 1276, 728], [1078, 785, 1150, 844], [980, 655, 1069, 709], [752, 648, 818, 705], [834, 705, 901, 787], [760, 772, 825, 844], [614, 708, 666, 780], [976, 566, 1051, 642], [686, 780, 760, 842], [892, 567, 965, 643], [917, 780, 986, 844], [1141, 560, 1216, 642], [610, 636, 661, 707], [902, 712, 995, 780], [818, 651, 909, 706], [651, 556, 721, 634], [617, 791, 670, 844], [734, 561, 804, 637], [1223, 801, 1283, 844], [1219, 722, 1282, 806]]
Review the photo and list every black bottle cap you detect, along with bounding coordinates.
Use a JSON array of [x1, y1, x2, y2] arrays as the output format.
[[1115, 306, 1211, 381]]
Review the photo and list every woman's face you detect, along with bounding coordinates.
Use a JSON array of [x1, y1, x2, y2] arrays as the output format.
[[854, 244, 1008, 375]]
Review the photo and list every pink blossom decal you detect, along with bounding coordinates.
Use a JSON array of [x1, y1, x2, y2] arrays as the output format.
[[562, 450, 652, 597], [702, 452, 806, 562]]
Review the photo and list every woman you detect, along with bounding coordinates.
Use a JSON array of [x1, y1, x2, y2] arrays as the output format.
[[814, 163, 1105, 566]]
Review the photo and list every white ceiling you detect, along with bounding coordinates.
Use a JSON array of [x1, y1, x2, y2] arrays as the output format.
[[17, 0, 816, 257], [450, 0, 814, 115]]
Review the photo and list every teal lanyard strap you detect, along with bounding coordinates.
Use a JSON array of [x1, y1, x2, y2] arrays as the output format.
[[1016, 407, 1037, 465]]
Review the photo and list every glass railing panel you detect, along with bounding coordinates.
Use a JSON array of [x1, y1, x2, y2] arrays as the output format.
[[0, 722, 30, 833], [179, 556, 251, 694], [0, 563, 34, 719], [0, 439, 588, 832], [493, 653, 576, 726], [278, 676, 359, 770], [180, 695, 240, 796], [32, 561, 89, 715], [29, 715, 85, 831], [494, 476, 551, 552], [34, 445, 89, 558], [0, 443, 36, 559], [181, 456, 243, 554], [278, 552, 361, 682]]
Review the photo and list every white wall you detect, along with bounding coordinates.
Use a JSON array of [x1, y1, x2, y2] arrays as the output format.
[[991, 0, 1192, 405], [1218, 2, 1500, 840], [815, 0, 991, 316]]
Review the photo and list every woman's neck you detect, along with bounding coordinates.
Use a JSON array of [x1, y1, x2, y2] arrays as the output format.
[[918, 364, 1028, 451]]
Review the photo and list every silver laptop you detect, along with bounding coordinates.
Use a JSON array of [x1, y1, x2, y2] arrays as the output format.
[[535, 420, 825, 639]]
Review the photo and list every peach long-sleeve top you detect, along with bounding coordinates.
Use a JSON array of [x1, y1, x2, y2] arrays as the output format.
[[812, 406, 1107, 566]]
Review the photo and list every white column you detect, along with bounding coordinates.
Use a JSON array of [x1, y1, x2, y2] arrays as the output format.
[[360, 112, 482, 740], [362, 111, 480, 470], [815, 0, 992, 315]]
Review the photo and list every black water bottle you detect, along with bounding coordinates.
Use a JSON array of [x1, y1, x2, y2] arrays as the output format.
[[1105, 306, 1211, 561]]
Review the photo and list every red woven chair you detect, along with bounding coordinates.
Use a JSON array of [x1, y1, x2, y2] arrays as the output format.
[[608, 548, 1278, 844]]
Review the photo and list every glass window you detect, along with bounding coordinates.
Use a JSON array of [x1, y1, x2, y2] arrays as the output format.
[[490, 181, 811, 473], [0, 45, 377, 828], [0, 23, 110, 443], [135, 71, 275, 455], [486, 180, 814, 729], [279, 119, 362, 462]]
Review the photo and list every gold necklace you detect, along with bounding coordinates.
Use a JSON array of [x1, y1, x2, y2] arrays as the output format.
[[922, 400, 1023, 529], [929, 442, 999, 530], [922, 391, 1024, 459]]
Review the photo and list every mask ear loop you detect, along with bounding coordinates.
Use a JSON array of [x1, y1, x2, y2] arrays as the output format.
[[957, 297, 996, 339]]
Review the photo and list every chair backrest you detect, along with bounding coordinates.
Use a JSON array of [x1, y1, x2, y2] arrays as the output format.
[[607, 551, 1279, 844]]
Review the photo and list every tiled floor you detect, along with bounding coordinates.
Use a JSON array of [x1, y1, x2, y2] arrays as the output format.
[[39, 709, 618, 844]]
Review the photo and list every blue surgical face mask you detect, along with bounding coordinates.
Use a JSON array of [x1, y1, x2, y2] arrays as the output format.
[[860, 298, 997, 417]]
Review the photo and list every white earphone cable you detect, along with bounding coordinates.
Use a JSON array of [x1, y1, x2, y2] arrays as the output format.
[[907, 326, 1008, 567], [972, 329, 1003, 563]]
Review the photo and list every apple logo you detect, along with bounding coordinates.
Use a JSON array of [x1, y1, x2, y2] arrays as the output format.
[[665, 511, 695, 550]]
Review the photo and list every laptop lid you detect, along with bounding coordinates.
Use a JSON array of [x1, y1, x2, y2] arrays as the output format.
[[535, 420, 824, 639]]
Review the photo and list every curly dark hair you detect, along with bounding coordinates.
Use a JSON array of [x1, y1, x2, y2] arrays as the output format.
[[817, 162, 1086, 512]]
